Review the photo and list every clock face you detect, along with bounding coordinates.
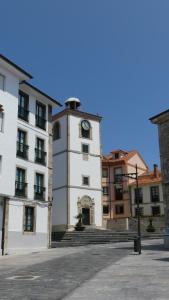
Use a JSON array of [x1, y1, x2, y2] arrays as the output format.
[[81, 120, 90, 130]]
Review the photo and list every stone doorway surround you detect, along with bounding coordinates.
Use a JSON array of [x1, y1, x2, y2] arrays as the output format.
[[77, 196, 95, 226]]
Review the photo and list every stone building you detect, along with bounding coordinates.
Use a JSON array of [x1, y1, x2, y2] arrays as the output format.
[[150, 109, 169, 246]]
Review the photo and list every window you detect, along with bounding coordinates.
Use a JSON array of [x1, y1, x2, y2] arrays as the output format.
[[24, 206, 35, 232], [135, 207, 144, 217], [115, 152, 119, 159], [115, 205, 124, 215], [115, 185, 123, 200], [81, 120, 91, 139], [17, 129, 28, 159], [150, 186, 159, 202], [18, 91, 29, 122], [102, 186, 109, 195], [0, 74, 5, 91], [134, 188, 143, 204], [114, 167, 122, 183], [103, 205, 109, 214], [53, 121, 61, 140], [15, 168, 27, 197], [82, 176, 89, 186], [0, 111, 4, 132], [35, 138, 46, 165], [102, 168, 108, 178], [152, 206, 160, 216], [0, 156, 2, 174], [34, 173, 45, 200], [82, 144, 89, 154], [36, 101, 46, 130]]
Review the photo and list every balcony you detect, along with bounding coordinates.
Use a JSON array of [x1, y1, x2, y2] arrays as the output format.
[[35, 148, 46, 165], [17, 142, 29, 159], [34, 185, 46, 201], [18, 106, 29, 122], [36, 115, 46, 130], [15, 181, 27, 197]]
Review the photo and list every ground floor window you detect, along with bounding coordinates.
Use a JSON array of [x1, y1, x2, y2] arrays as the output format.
[[152, 206, 160, 216], [103, 205, 109, 214], [115, 204, 124, 215], [24, 206, 35, 232]]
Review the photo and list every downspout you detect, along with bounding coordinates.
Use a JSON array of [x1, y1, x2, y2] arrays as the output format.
[[1, 197, 6, 255]]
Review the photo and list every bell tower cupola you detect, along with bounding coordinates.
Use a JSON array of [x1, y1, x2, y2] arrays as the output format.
[[65, 97, 81, 110]]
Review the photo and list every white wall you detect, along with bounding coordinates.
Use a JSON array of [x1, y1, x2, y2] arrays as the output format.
[[0, 66, 19, 197], [69, 152, 101, 188], [52, 189, 67, 226], [53, 115, 67, 155], [69, 115, 101, 155], [69, 188, 102, 226], [53, 152, 67, 188], [131, 183, 164, 216]]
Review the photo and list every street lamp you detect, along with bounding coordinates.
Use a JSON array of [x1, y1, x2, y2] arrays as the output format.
[[114, 164, 141, 254]]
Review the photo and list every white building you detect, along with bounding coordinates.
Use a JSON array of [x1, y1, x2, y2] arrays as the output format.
[[0, 54, 61, 255], [52, 98, 102, 232], [130, 164, 165, 232]]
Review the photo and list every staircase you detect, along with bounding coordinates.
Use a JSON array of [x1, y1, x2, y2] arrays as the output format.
[[51, 228, 137, 248]]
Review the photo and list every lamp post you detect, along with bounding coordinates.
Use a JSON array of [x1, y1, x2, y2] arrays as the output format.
[[115, 164, 141, 254]]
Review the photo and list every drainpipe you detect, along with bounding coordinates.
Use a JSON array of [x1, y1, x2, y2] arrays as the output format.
[[1, 197, 6, 256]]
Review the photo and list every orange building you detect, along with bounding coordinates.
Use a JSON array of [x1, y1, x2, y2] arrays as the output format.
[[102, 149, 148, 228]]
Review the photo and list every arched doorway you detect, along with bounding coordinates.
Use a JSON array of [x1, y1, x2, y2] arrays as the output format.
[[77, 196, 95, 226]]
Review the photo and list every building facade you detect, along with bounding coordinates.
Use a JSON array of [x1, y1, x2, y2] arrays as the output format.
[[52, 98, 102, 232], [0, 54, 61, 255], [150, 109, 169, 245], [130, 165, 165, 232], [102, 149, 148, 229]]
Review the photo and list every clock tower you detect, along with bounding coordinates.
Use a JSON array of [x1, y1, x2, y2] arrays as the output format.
[[52, 98, 102, 232]]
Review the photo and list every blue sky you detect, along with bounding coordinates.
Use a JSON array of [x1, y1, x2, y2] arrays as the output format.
[[1, 0, 169, 168]]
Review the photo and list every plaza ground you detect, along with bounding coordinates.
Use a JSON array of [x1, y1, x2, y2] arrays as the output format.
[[0, 239, 168, 300]]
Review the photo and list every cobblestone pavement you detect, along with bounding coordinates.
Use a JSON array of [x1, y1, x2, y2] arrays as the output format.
[[0, 243, 131, 300]]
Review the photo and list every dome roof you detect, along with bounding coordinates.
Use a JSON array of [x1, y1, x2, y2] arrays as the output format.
[[65, 97, 81, 104]]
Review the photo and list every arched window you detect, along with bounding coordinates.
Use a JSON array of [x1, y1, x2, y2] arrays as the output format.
[[81, 120, 91, 139], [53, 121, 61, 140]]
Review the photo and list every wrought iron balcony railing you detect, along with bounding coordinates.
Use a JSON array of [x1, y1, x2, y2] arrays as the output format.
[[15, 181, 27, 197], [35, 148, 46, 165], [34, 185, 46, 201], [17, 142, 29, 159], [18, 106, 29, 122], [35, 115, 46, 130]]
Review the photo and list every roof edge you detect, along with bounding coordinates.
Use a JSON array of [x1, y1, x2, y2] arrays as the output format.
[[0, 54, 33, 79]]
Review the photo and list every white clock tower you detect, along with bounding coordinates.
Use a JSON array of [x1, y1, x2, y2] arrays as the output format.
[[52, 98, 102, 232]]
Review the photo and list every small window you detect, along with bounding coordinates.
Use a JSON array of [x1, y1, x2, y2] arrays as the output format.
[[82, 176, 89, 186], [115, 205, 124, 215], [36, 101, 46, 130], [152, 206, 160, 216], [135, 207, 144, 217], [0, 74, 5, 91], [135, 188, 143, 204], [114, 167, 122, 183], [82, 144, 89, 154], [150, 186, 159, 202], [24, 206, 35, 232], [102, 168, 108, 178], [115, 152, 119, 159], [103, 205, 109, 214], [53, 121, 61, 140], [102, 186, 109, 195], [115, 185, 123, 200], [0, 111, 4, 132], [0, 156, 2, 174]]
